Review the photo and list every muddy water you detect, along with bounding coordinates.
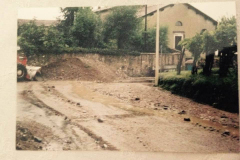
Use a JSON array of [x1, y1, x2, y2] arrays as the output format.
[[17, 81, 240, 152]]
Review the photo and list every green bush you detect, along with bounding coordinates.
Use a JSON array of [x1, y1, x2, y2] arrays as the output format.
[[60, 47, 141, 56], [158, 70, 238, 113]]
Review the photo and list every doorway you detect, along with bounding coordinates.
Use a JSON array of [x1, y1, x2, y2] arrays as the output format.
[[173, 33, 184, 51]]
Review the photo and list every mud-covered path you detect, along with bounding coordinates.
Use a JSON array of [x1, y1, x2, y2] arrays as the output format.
[[17, 80, 239, 152]]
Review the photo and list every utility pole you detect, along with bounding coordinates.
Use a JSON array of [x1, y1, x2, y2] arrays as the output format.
[[144, 5, 147, 51], [161, 45, 163, 72], [155, 5, 160, 86]]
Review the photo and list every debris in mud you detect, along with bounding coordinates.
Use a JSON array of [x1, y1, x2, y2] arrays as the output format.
[[64, 116, 68, 120], [209, 127, 215, 131], [97, 118, 104, 123], [135, 97, 140, 101], [154, 103, 161, 107], [103, 144, 108, 148], [16, 122, 44, 150], [20, 134, 28, 141], [222, 130, 230, 136], [77, 103, 81, 106], [34, 136, 42, 143], [178, 110, 186, 114], [221, 115, 228, 118], [184, 118, 191, 122]]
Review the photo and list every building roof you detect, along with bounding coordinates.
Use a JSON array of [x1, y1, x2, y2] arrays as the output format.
[[94, 6, 115, 13], [18, 19, 59, 26], [139, 3, 217, 25], [95, 3, 218, 25]]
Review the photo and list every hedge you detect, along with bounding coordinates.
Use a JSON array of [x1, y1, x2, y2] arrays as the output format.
[[158, 69, 239, 113]]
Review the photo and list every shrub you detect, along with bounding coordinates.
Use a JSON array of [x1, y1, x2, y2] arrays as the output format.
[[59, 47, 141, 56], [158, 71, 238, 113]]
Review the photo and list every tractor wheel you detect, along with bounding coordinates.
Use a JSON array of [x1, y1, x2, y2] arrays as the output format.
[[17, 64, 27, 81]]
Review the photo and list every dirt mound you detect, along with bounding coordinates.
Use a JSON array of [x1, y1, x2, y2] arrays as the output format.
[[41, 58, 128, 82], [16, 121, 46, 150]]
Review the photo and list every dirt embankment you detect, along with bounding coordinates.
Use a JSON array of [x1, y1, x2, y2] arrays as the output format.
[[41, 58, 129, 82]]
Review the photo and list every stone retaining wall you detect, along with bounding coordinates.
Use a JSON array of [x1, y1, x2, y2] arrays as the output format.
[[27, 53, 185, 77]]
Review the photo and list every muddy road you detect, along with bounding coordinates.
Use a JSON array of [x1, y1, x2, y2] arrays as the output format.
[[17, 80, 239, 152]]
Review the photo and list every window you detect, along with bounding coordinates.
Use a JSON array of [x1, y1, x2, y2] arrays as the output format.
[[173, 33, 184, 51], [175, 21, 182, 26]]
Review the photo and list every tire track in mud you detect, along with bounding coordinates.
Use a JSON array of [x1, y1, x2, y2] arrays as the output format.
[[41, 83, 151, 119], [20, 89, 118, 151]]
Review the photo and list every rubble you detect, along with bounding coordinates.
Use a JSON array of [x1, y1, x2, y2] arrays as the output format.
[[184, 118, 191, 122], [41, 58, 129, 82], [178, 110, 186, 114], [34, 136, 42, 143], [97, 118, 104, 123]]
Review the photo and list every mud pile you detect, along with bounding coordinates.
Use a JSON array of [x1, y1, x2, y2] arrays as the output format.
[[16, 122, 44, 150], [41, 58, 128, 82]]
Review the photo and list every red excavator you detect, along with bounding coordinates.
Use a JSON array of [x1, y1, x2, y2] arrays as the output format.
[[17, 53, 42, 81]]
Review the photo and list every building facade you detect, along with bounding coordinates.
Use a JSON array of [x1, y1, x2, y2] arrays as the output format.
[[96, 3, 217, 56]]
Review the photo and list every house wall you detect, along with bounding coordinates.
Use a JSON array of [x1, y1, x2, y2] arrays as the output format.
[[142, 4, 216, 57], [27, 53, 183, 77]]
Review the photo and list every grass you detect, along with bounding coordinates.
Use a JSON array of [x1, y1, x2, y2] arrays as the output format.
[[159, 70, 191, 79]]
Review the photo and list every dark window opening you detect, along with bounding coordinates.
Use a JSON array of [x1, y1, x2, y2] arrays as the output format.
[[175, 21, 182, 26], [175, 36, 182, 51]]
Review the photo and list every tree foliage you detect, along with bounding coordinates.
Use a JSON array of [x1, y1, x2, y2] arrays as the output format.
[[201, 31, 218, 75], [71, 7, 103, 48], [61, 7, 79, 26], [179, 34, 203, 74], [18, 21, 45, 56], [215, 16, 237, 51], [42, 25, 65, 53], [103, 6, 141, 49], [144, 26, 169, 53], [178, 16, 237, 76], [18, 21, 66, 56]]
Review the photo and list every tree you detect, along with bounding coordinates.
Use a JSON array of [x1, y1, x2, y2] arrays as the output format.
[[103, 6, 141, 49], [215, 16, 237, 77], [180, 34, 203, 75], [202, 30, 218, 75], [143, 26, 169, 53], [176, 44, 186, 75], [61, 7, 79, 26], [42, 25, 65, 53], [71, 7, 103, 48], [18, 20, 46, 56], [215, 16, 237, 51]]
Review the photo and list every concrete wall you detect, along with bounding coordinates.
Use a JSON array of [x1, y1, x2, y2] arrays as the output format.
[[27, 53, 183, 77]]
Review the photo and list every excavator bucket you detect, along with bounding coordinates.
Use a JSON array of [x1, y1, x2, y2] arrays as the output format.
[[25, 66, 43, 81]]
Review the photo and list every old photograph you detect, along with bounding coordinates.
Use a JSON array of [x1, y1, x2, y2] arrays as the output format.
[[16, 2, 239, 152]]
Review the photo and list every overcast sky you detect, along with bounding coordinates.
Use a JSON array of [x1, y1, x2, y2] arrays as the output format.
[[18, 1, 236, 21]]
